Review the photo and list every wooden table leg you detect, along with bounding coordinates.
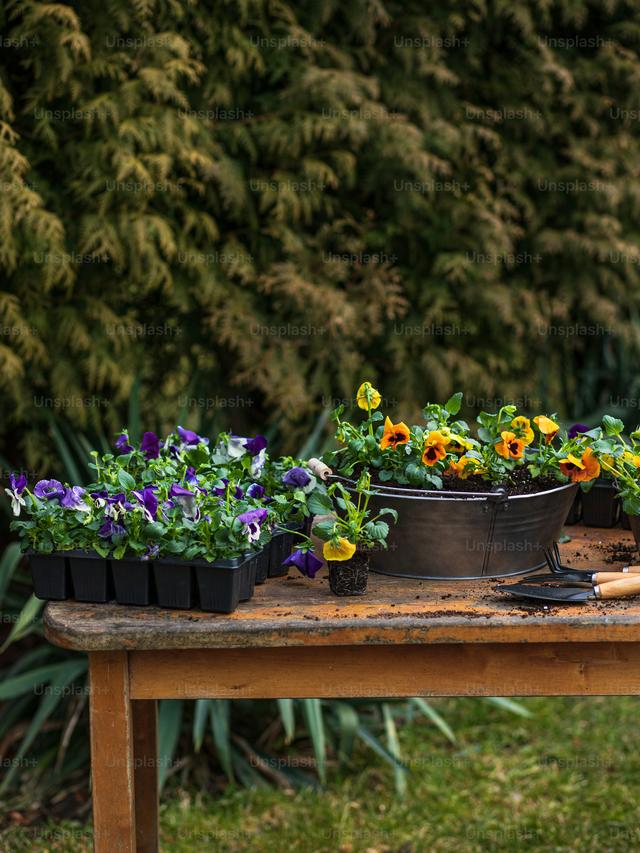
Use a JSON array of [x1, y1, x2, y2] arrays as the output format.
[[89, 651, 136, 852], [132, 700, 159, 852]]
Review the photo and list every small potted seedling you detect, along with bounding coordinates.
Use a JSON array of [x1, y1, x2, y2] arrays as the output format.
[[311, 471, 397, 596]]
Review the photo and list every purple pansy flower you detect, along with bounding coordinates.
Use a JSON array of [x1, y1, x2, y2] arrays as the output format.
[[98, 518, 125, 540], [283, 548, 323, 579], [5, 471, 28, 516], [185, 466, 197, 483], [61, 486, 90, 512], [282, 466, 316, 493], [247, 483, 265, 500], [140, 431, 161, 459], [177, 425, 209, 446], [34, 479, 65, 500], [115, 432, 134, 453], [9, 472, 27, 494], [132, 486, 158, 522], [244, 435, 267, 456], [568, 423, 590, 439], [237, 507, 268, 543]]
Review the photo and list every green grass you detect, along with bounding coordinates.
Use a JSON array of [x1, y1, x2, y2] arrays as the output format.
[[3, 696, 640, 852]]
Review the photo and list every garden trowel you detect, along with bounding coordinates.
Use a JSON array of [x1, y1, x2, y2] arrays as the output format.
[[497, 573, 640, 603]]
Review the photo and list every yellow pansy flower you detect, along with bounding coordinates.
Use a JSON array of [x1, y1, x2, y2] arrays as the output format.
[[356, 382, 382, 411], [323, 538, 356, 562], [511, 416, 534, 446]]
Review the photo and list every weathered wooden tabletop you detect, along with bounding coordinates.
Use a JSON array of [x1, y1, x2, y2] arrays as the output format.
[[43, 527, 640, 651]]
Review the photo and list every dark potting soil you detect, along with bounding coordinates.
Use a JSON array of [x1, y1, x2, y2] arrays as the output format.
[[328, 550, 369, 596], [366, 466, 563, 496]]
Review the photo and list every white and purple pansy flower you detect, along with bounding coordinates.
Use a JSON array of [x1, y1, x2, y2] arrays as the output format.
[[169, 483, 200, 520], [4, 472, 27, 516], [90, 491, 133, 517], [244, 435, 267, 456], [61, 486, 91, 512], [177, 426, 209, 446], [213, 479, 243, 499], [140, 431, 161, 460], [115, 432, 134, 453], [250, 448, 266, 477], [132, 486, 158, 522], [34, 479, 65, 500], [98, 518, 126, 540], [283, 548, 323, 579], [237, 507, 268, 544], [246, 483, 265, 500], [282, 466, 317, 494]]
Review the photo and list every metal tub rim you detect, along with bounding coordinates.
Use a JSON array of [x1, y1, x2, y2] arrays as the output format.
[[328, 474, 576, 503]]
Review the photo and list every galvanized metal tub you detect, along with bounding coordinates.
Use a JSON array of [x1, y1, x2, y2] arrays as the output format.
[[331, 477, 578, 580]]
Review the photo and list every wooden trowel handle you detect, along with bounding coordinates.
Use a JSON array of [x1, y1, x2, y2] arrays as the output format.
[[622, 565, 640, 572], [596, 575, 640, 599], [593, 572, 637, 584]]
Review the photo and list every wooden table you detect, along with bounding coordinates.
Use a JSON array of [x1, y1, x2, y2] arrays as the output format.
[[44, 527, 640, 852]]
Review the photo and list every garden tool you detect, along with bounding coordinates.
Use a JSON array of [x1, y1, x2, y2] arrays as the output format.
[[541, 544, 640, 583], [496, 573, 640, 604]]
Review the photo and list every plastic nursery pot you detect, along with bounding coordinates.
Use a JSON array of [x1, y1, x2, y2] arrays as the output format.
[[153, 560, 195, 610], [68, 551, 113, 603], [111, 558, 155, 606], [193, 553, 256, 613], [29, 551, 72, 601], [564, 491, 582, 526], [327, 550, 370, 597], [620, 511, 631, 530], [268, 529, 294, 578], [628, 515, 640, 551], [581, 479, 620, 528], [254, 545, 270, 584]]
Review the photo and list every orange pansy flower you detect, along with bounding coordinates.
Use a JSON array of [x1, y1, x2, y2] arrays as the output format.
[[495, 430, 525, 460], [533, 415, 559, 444], [559, 448, 600, 483], [421, 430, 450, 467], [380, 416, 410, 450]]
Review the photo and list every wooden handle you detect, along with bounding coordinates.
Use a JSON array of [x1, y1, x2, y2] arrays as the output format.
[[593, 572, 636, 584], [307, 457, 333, 481], [622, 565, 640, 572], [597, 575, 640, 599]]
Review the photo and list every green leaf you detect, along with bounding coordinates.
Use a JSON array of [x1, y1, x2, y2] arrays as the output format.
[[329, 701, 358, 765], [0, 543, 22, 606], [377, 507, 398, 523], [484, 696, 532, 718], [444, 392, 463, 416], [306, 491, 333, 516], [117, 469, 136, 490], [192, 699, 210, 752], [356, 723, 409, 774], [311, 520, 335, 541], [364, 520, 389, 540], [602, 415, 624, 436], [411, 697, 456, 743], [0, 662, 77, 700], [0, 595, 44, 654], [301, 698, 326, 783], [210, 700, 234, 782], [158, 700, 184, 790], [277, 698, 295, 744], [383, 704, 407, 796]]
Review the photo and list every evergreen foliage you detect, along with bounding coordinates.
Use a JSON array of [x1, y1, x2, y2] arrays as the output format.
[[1, 0, 640, 469]]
